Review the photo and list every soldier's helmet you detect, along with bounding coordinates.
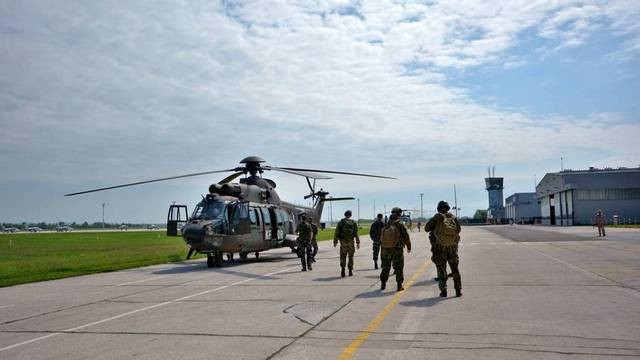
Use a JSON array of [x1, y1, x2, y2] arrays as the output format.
[[391, 207, 402, 215], [377, 213, 383, 219], [344, 210, 352, 217], [437, 201, 450, 212]]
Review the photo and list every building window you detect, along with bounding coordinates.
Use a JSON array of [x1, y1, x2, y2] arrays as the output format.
[[576, 188, 640, 201]]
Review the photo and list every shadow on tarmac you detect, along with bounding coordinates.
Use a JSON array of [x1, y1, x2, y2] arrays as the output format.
[[314, 276, 344, 282], [152, 262, 281, 280], [400, 296, 446, 308], [356, 289, 395, 298]]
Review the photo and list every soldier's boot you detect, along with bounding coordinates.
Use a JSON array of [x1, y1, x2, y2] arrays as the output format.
[[374, 260, 378, 269], [397, 283, 404, 292], [308, 264, 312, 271], [455, 289, 462, 297], [341, 267, 346, 278], [380, 281, 386, 290], [302, 267, 307, 272], [349, 269, 353, 276], [440, 289, 447, 297]]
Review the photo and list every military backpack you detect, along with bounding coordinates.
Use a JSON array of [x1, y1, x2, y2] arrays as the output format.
[[436, 213, 459, 247], [381, 223, 402, 249]]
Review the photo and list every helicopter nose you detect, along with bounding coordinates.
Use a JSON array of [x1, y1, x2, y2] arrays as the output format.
[[182, 223, 205, 245]]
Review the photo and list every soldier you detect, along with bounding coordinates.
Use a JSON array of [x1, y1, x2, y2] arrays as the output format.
[[595, 209, 606, 237], [309, 218, 319, 262], [369, 213, 384, 269], [333, 210, 360, 277], [417, 221, 422, 232], [425, 201, 462, 297], [380, 207, 411, 291], [296, 213, 313, 271]]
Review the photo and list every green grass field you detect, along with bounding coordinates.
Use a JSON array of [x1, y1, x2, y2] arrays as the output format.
[[0, 225, 374, 287], [0, 231, 196, 287], [609, 224, 640, 228]]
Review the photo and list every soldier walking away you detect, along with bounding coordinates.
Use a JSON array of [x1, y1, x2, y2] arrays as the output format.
[[595, 209, 606, 237], [380, 207, 411, 292], [369, 213, 384, 269], [425, 201, 462, 297], [417, 221, 422, 232], [296, 213, 313, 271], [334, 210, 360, 277], [309, 219, 319, 262]]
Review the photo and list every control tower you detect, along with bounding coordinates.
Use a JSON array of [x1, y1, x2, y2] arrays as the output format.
[[485, 166, 505, 222]]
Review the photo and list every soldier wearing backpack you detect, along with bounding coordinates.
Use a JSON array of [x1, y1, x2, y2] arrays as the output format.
[[425, 201, 462, 297], [333, 210, 360, 277], [380, 207, 411, 292]]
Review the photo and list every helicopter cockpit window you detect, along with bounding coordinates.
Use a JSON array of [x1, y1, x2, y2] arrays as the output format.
[[192, 199, 228, 220], [249, 209, 257, 225], [231, 202, 249, 222]]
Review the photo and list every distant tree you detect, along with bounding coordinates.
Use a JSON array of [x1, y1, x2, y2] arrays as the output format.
[[473, 209, 488, 220]]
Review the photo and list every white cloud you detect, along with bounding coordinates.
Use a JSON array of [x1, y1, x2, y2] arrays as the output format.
[[0, 0, 639, 221]]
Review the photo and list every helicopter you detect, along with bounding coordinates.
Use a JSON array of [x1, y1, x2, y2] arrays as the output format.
[[65, 156, 394, 267]]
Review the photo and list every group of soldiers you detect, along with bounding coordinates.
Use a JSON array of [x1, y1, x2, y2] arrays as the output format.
[[295, 200, 463, 297]]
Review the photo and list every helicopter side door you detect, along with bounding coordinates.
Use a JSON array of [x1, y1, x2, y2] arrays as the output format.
[[247, 206, 264, 250], [260, 208, 277, 248]]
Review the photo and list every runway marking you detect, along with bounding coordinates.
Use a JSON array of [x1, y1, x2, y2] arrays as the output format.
[[116, 276, 164, 286], [0, 264, 300, 353], [337, 260, 431, 360], [0, 305, 15, 310]]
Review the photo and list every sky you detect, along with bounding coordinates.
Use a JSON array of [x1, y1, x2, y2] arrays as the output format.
[[1, 0, 639, 224]]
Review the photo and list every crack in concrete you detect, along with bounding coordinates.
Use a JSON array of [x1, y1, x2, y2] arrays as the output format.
[[282, 304, 315, 326], [0, 329, 296, 340], [264, 247, 430, 360], [409, 344, 639, 357]]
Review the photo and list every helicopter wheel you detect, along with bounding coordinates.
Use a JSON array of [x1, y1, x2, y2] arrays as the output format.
[[206, 253, 215, 268], [255, 252, 260, 259], [214, 252, 224, 267], [239, 252, 248, 259]]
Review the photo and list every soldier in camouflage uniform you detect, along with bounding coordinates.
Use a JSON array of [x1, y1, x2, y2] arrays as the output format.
[[369, 213, 384, 269], [425, 201, 462, 297], [333, 210, 360, 277], [296, 213, 313, 271], [380, 207, 411, 291], [310, 219, 319, 262]]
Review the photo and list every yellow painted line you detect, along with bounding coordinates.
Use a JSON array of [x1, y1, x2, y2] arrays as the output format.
[[337, 260, 431, 360]]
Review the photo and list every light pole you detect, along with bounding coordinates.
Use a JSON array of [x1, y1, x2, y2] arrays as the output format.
[[357, 198, 360, 225], [329, 200, 333, 228], [453, 184, 458, 217], [101, 203, 106, 229], [419, 193, 424, 219], [373, 200, 376, 219]]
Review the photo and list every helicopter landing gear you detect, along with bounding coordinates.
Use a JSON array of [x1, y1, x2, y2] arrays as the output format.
[[255, 252, 260, 259], [226, 253, 234, 262], [206, 252, 224, 268], [239, 252, 248, 259]]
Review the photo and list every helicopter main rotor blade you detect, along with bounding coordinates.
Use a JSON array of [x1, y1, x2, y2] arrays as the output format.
[[218, 171, 245, 184], [277, 167, 395, 179], [64, 168, 240, 196], [264, 166, 332, 180], [321, 197, 355, 202]]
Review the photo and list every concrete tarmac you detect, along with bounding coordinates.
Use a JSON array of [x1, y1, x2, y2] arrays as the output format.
[[1, 226, 639, 359]]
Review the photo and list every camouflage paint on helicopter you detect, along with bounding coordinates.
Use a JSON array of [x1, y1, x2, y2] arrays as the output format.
[[65, 156, 394, 267]]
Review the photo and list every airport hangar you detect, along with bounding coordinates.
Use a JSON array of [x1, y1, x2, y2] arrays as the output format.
[[505, 192, 540, 224], [535, 167, 640, 226]]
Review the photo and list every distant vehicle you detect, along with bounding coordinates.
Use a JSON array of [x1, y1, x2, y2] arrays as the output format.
[[2, 226, 19, 233], [118, 224, 128, 231], [147, 224, 159, 230], [56, 226, 73, 232], [27, 227, 43, 232]]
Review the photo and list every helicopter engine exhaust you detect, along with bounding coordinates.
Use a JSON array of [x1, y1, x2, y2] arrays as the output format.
[[209, 183, 242, 197]]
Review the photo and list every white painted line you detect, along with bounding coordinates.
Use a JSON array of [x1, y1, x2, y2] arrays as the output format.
[[116, 276, 164, 286], [0, 305, 15, 310], [0, 264, 299, 353]]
